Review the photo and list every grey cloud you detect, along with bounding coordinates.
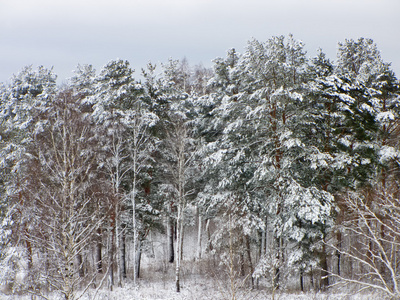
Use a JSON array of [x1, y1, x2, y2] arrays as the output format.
[[0, 0, 399, 83]]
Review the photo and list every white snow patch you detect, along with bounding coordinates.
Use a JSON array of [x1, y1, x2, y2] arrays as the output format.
[[379, 145, 399, 163]]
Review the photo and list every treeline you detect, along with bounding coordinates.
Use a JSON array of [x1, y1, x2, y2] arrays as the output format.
[[1, 35, 400, 299]]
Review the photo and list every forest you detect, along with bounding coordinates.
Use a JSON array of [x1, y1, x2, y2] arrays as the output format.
[[1, 35, 400, 300]]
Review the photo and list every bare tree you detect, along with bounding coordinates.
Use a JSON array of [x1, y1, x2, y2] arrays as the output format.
[[329, 186, 400, 299], [162, 114, 197, 292], [19, 90, 108, 300], [100, 122, 130, 288]]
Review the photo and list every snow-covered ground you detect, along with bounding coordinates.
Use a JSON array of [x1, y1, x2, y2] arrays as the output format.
[[0, 273, 379, 300], [92, 279, 376, 300], [0, 230, 381, 300]]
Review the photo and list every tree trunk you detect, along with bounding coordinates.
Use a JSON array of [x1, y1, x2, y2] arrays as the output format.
[[310, 266, 314, 290], [96, 228, 103, 273], [175, 205, 183, 293], [180, 226, 184, 261], [240, 252, 245, 277], [337, 231, 342, 276], [133, 198, 137, 286], [121, 230, 127, 279], [115, 204, 121, 287], [108, 211, 116, 290], [168, 216, 175, 263], [131, 169, 141, 287], [259, 230, 263, 260], [205, 219, 213, 252], [380, 222, 387, 281], [245, 235, 254, 289], [197, 211, 202, 260], [26, 238, 33, 270], [108, 230, 115, 290], [262, 217, 268, 255], [228, 215, 237, 300], [320, 242, 329, 290], [136, 240, 142, 279], [273, 236, 281, 290], [77, 253, 84, 278], [300, 270, 304, 292]]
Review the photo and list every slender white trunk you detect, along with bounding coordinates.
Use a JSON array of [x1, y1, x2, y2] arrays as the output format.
[[180, 224, 184, 261], [176, 133, 185, 293], [175, 204, 182, 293], [110, 134, 123, 288], [115, 203, 121, 287], [264, 217, 268, 255], [132, 145, 138, 287], [205, 219, 212, 252], [132, 179, 137, 286]]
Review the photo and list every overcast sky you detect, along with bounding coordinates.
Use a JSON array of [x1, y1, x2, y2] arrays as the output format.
[[1, 0, 399, 84]]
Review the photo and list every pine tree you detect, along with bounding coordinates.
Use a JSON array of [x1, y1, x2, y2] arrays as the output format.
[[69, 64, 96, 99], [198, 36, 337, 290], [88, 59, 160, 287]]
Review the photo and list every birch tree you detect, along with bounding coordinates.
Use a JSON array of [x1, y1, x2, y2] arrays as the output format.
[[159, 107, 198, 292], [126, 105, 158, 285], [330, 186, 400, 299], [5, 89, 107, 299]]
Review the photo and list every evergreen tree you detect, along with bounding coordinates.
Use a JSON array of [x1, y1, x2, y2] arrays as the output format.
[[199, 36, 336, 289], [88, 59, 160, 286], [69, 64, 97, 99]]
